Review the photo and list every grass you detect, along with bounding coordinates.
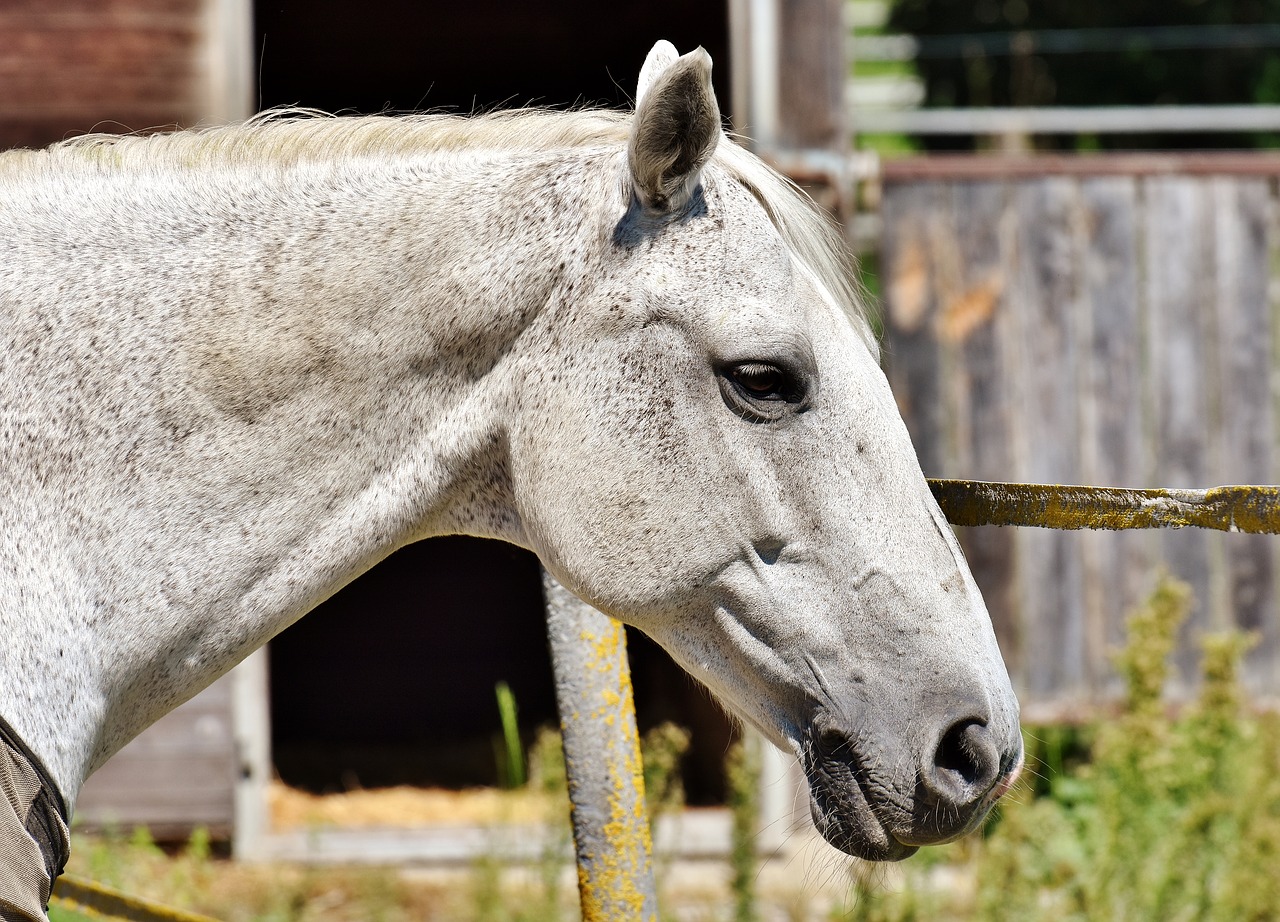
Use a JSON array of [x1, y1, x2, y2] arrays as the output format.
[[494, 682, 526, 790], [50, 906, 95, 922], [726, 734, 762, 922], [54, 824, 502, 922]]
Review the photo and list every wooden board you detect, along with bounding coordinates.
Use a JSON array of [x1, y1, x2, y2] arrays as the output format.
[[1076, 177, 1148, 697], [1210, 178, 1277, 687], [1144, 177, 1216, 687], [1007, 177, 1088, 701], [881, 170, 1280, 712], [75, 673, 237, 839], [949, 181, 1020, 676]]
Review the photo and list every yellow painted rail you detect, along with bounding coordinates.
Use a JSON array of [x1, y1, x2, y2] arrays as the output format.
[[51, 874, 221, 922], [930, 481, 1280, 534]]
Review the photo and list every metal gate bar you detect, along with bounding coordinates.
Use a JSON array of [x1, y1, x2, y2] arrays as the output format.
[[930, 480, 1280, 533], [52, 874, 221, 922]]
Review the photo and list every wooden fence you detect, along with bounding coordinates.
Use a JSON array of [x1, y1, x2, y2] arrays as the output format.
[[75, 672, 238, 839], [879, 154, 1280, 716]]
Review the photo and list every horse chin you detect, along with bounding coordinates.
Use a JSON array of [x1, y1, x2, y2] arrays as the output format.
[[804, 753, 918, 862]]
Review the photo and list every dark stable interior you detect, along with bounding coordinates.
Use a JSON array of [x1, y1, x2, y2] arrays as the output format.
[[260, 0, 737, 805]]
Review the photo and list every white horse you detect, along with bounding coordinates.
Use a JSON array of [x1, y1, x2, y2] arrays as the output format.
[[0, 42, 1020, 916]]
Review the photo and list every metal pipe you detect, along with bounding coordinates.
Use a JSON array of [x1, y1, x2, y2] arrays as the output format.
[[853, 104, 1280, 136], [543, 571, 658, 922], [53, 875, 222, 922], [929, 480, 1280, 533]]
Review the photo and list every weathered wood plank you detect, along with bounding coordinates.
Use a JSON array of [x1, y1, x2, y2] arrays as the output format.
[[945, 180, 1021, 678], [880, 182, 951, 476], [1076, 176, 1149, 697], [76, 673, 237, 834], [1143, 176, 1217, 689], [1007, 177, 1088, 702], [1211, 178, 1277, 687], [883, 167, 1280, 709]]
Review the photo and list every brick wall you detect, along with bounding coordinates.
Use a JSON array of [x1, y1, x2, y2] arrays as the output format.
[[0, 0, 207, 149]]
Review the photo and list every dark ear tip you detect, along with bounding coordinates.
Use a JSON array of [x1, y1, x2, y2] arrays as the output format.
[[628, 44, 721, 214], [672, 47, 713, 86]]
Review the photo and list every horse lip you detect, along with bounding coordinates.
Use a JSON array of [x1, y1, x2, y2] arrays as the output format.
[[984, 748, 1024, 806], [802, 736, 918, 861], [806, 780, 918, 861], [803, 720, 1023, 857]]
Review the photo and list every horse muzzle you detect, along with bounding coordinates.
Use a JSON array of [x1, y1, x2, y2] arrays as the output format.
[[801, 707, 1024, 860]]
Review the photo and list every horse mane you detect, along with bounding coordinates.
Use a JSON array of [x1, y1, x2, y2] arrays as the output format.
[[2, 108, 872, 337]]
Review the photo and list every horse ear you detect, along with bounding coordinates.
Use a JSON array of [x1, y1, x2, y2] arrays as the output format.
[[628, 44, 721, 214]]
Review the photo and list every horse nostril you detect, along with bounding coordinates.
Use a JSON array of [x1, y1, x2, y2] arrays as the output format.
[[924, 718, 999, 807]]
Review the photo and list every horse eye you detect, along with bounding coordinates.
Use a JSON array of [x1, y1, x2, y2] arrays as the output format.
[[717, 361, 808, 422], [730, 362, 790, 400]]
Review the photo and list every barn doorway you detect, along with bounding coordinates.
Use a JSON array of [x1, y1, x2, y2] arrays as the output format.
[[258, 0, 736, 806]]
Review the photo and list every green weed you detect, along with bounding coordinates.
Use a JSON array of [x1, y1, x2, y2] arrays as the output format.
[[971, 574, 1276, 922], [494, 681, 526, 790]]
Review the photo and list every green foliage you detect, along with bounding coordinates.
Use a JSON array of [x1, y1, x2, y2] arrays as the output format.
[[643, 722, 691, 920], [527, 725, 567, 802], [971, 573, 1278, 922], [464, 726, 571, 922], [493, 681, 526, 790], [529, 727, 573, 922], [56, 826, 422, 921], [641, 722, 691, 824], [843, 861, 939, 922], [48, 909, 96, 922], [464, 721, 691, 922]]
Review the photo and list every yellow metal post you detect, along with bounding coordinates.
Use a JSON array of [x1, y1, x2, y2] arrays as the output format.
[[543, 571, 658, 922]]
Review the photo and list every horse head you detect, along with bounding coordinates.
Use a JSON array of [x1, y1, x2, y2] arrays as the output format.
[[509, 42, 1021, 860]]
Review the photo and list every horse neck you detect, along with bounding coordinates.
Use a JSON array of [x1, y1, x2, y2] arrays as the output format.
[[0, 143, 617, 803]]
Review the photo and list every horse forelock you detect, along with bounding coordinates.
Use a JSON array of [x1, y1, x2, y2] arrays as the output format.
[[0, 107, 872, 339]]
